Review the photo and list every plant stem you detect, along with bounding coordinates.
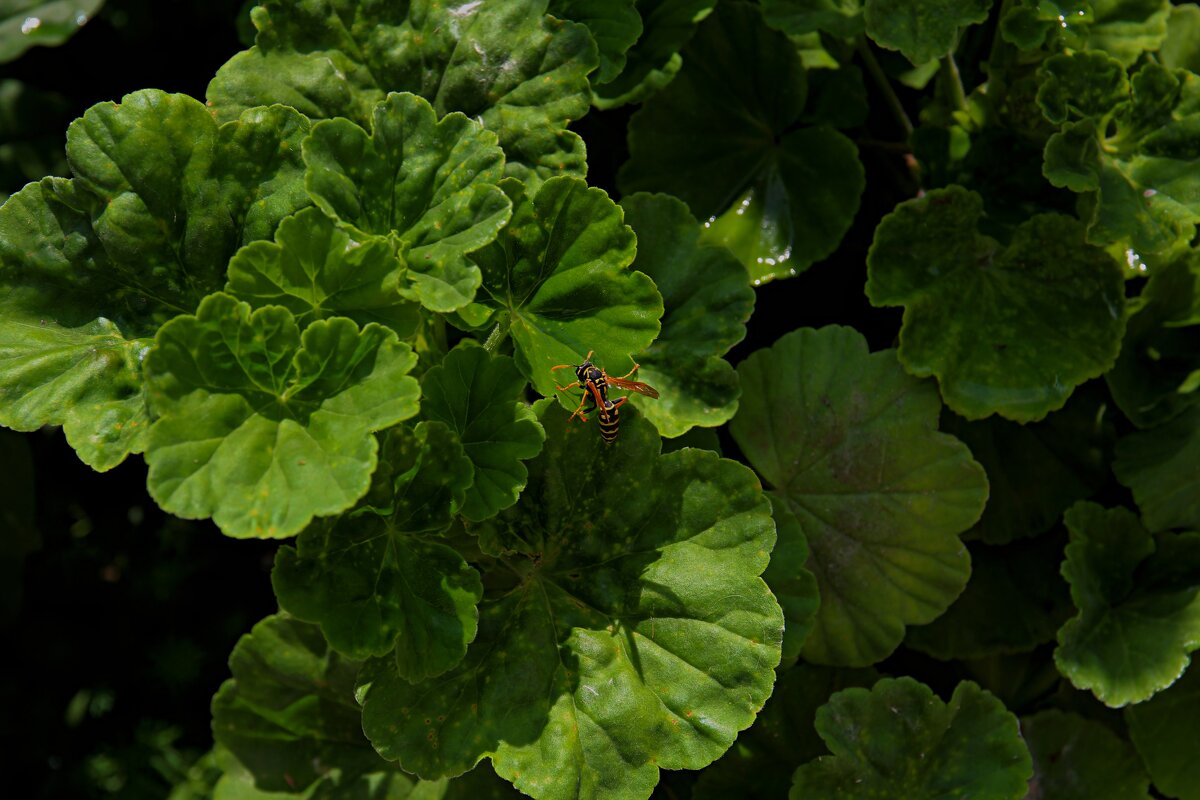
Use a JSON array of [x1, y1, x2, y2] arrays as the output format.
[[482, 315, 511, 353], [857, 38, 913, 139], [942, 52, 969, 113]]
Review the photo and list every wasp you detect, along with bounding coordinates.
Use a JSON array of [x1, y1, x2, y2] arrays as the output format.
[[551, 351, 659, 443]]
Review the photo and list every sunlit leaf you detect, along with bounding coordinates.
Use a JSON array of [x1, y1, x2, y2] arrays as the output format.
[[730, 326, 987, 666], [207, 0, 596, 187], [550, 0, 642, 84], [144, 293, 420, 538], [358, 406, 782, 799], [471, 176, 662, 400]]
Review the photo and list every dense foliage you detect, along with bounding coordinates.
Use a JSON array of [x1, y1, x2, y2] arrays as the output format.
[[3, 0, 1200, 797]]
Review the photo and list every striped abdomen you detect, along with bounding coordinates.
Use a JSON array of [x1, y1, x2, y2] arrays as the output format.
[[597, 398, 619, 443]]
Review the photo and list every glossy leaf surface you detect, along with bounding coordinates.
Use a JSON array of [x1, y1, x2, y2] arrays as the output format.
[[1055, 502, 1200, 706], [419, 343, 546, 522], [1113, 404, 1200, 532], [0, 0, 102, 63], [472, 177, 662, 400], [226, 207, 420, 337], [0, 92, 311, 469], [867, 186, 1126, 422], [730, 326, 987, 666], [619, 1, 863, 282], [144, 293, 420, 538], [207, 0, 596, 186], [620, 193, 753, 437], [303, 92, 511, 314], [359, 407, 783, 800], [1022, 710, 1151, 800], [790, 678, 1032, 799]]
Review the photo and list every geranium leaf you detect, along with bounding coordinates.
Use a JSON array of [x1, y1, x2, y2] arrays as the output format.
[[1087, 0, 1171, 66], [303, 92, 512, 314], [0, 93, 310, 470], [1162, 4, 1200, 73], [207, 0, 596, 187], [0, 0, 102, 63], [549, 0, 642, 84], [730, 326, 988, 666], [941, 384, 1115, 545], [1041, 58, 1200, 256], [866, 185, 1126, 422], [1000, 0, 1092, 50], [760, 0, 865, 38], [905, 533, 1072, 659], [1036, 51, 1129, 125], [226, 207, 421, 337], [210, 614, 403, 793], [144, 293, 420, 539], [692, 664, 877, 800], [619, 193, 753, 437], [590, 0, 717, 109], [419, 343, 546, 522], [1055, 501, 1200, 706], [1113, 404, 1200, 532], [1126, 662, 1200, 800], [862, 0, 992, 65], [1022, 710, 1152, 800], [471, 176, 662, 400], [1106, 253, 1200, 428], [618, 1, 864, 283], [273, 435, 483, 678], [790, 678, 1032, 799], [765, 496, 820, 666], [358, 406, 783, 799]]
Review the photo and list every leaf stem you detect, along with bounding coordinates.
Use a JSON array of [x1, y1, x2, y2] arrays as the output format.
[[941, 53, 969, 114], [482, 315, 511, 353], [857, 38, 913, 139]]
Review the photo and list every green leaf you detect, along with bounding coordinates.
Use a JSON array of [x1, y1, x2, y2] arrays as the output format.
[[790, 678, 1032, 799], [618, 1, 864, 283], [472, 176, 662, 400], [549, 0, 642, 84], [590, 0, 717, 109], [144, 293, 420, 539], [358, 407, 783, 799], [362, 421, 475, 531], [303, 92, 512, 314], [1041, 59, 1200, 256], [273, 463, 483, 677], [1126, 662, 1200, 800], [764, 496, 820, 666], [1106, 253, 1200, 428], [419, 343, 546, 522], [225, 207, 421, 337], [1036, 51, 1129, 125], [0, 93, 311, 469], [866, 186, 1126, 422], [905, 533, 1072, 659], [730, 326, 988, 666], [1087, 0, 1170, 66], [760, 0, 864, 38], [207, 0, 597, 187], [941, 384, 1115, 545], [862, 0, 993, 66], [1113, 404, 1200, 532], [1001, 0, 1093, 51], [1055, 502, 1200, 706], [1161, 4, 1200, 73], [692, 664, 877, 800], [1022, 710, 1152, 800], [0, 0, 102, 63], [211, 614, 401, 793], [619, 193, 753, 437]]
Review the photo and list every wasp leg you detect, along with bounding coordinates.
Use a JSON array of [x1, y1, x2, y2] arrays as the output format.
[[565, 391, 590, 424], [614, 363, 641, 380], [554, 380, 582, 392], [609, 395, 629, 410]]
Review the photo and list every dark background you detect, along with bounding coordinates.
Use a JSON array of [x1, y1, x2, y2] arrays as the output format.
[[0, 1, 910, 795]]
